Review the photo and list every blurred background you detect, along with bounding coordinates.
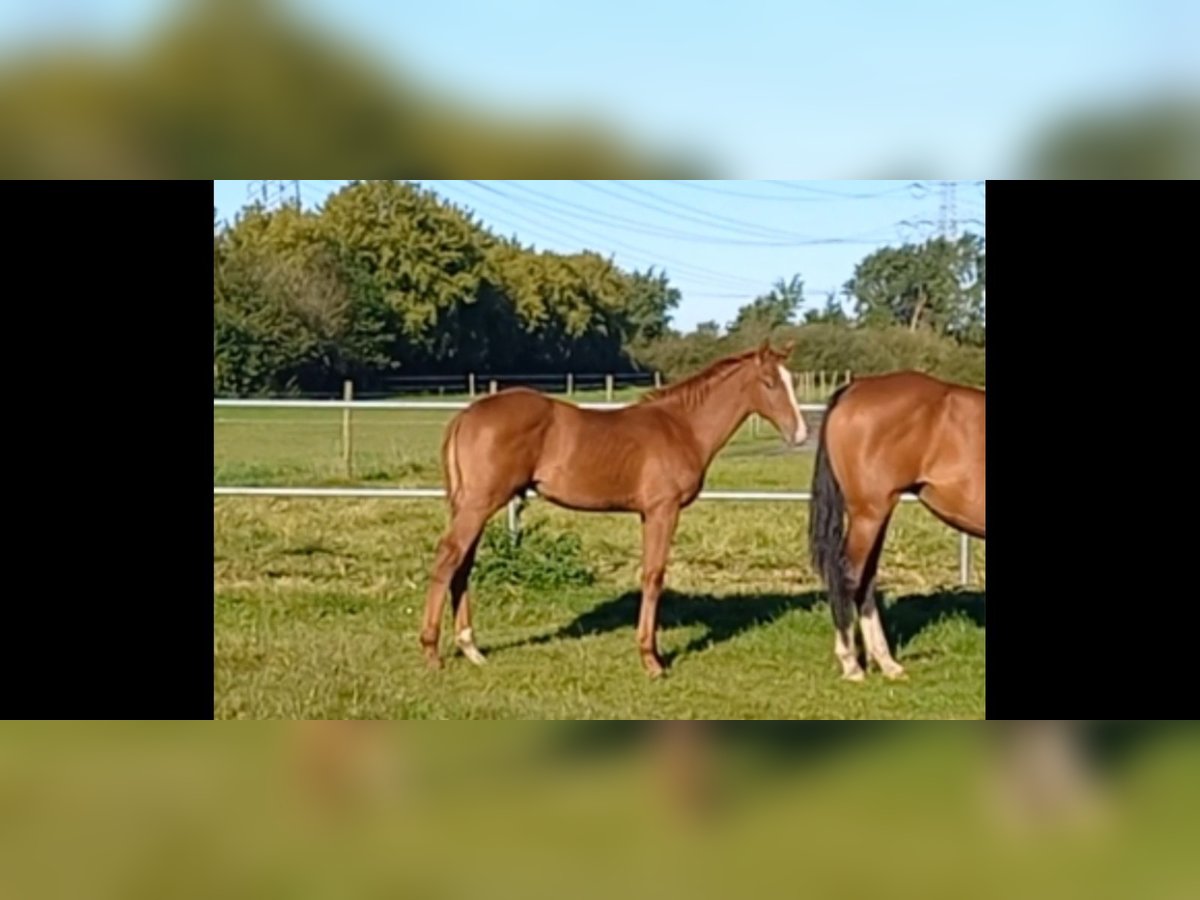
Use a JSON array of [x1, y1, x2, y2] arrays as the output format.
[[0, 722, 1197, 900], [2, 0, 1196, 177]]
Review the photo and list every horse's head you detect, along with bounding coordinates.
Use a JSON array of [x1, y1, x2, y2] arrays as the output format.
[[748, 339, 807, 447]]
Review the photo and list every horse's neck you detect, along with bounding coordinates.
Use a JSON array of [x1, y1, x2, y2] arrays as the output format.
[[684, 372, 753, 466]]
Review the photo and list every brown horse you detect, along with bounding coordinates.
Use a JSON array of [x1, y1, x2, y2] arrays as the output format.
[[809, 371, 984, 681], [421, 340, 808, 677]]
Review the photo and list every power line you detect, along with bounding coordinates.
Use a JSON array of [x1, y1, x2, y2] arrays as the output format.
[[667, 180, 915, 202], [516, 178, 907, 244], [490, 180, 875, 246], [296, 179, 922, 246], [637, 181, 902, 240], [436, 184, 767, 304], [300, 181, 338, 207], [430, 181, 768, 294], [766, 180, 916, 199], [246, 180, 301, 209], [896, 217, 985, 242], [495, 181, 805, 246], [236, 180, 953, 317], [575, 180, 821, 241], [449, 181, 770, 287]]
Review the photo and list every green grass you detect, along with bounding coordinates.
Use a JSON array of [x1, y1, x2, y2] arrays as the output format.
[[214, 401, 985, 718], [4, 726, 1196, 900]]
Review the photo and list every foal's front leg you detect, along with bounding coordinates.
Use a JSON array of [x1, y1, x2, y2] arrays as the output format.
[[637, 504, 680, 678]]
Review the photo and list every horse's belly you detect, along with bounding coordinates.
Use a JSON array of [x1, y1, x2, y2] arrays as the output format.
[[531, 476, 637, 512]]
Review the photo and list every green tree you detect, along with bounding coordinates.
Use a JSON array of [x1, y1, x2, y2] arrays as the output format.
[[318, 180, 490, 369], [214, 200, 395, 393], [803, 290, 850, 326], [215, 180, 679, 392], [727, 275, 804, 338], [844, 233, 984, 345], [484, 242, 635, 372], [624, 267, 682, 343]]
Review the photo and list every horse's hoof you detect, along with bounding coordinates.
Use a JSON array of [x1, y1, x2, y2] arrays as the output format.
[[841, 668, 866, 683], [642, 656, 666, 679], [882, 666, 908, 681], [459, 644, 487, 666], [456, 629, 487, 666]]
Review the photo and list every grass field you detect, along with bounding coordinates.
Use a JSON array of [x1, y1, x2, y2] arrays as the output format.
[[214, 394, 985, 718], [5, 726, 1196, 900]]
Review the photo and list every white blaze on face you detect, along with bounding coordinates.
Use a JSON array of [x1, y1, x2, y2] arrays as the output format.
[[778, 364, 807, 445]]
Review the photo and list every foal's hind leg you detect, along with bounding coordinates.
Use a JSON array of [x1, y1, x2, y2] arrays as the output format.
[[420, 504, 494, 669], [451, 538, 487, 666]]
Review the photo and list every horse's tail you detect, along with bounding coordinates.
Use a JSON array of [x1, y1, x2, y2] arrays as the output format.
[[809, 384, 854, 632], [441, 412, 465, 512]]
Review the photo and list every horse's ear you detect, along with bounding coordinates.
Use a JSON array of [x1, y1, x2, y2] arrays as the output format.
[[779, 339, 795, 358], [757, 338, 771, 359]]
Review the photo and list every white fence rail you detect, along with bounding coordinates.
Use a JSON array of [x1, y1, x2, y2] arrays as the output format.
[[213, 398, 828, 412], [214, 398, 977, 585]]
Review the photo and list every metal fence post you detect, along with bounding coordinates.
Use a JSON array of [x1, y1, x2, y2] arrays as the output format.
[[341, 380, 353, 478], [959, 533, 970, 586]]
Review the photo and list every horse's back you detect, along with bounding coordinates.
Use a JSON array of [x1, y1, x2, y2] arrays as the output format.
[[839, 370, 981, 423], [826, 370, 983, 492], [846, 369, 977, 399], [456, 387, 557, 425]]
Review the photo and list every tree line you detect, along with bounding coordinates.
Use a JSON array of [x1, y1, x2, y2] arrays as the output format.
[[214, 180, 985, 394]]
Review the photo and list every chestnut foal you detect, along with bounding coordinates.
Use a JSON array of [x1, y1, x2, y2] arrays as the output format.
[[421, 340, 807, 677]]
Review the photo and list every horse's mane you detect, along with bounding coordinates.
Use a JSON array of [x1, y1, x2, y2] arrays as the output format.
[[638, 348, 758, 410]]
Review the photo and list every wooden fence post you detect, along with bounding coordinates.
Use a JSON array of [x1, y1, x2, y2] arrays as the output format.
[[342, 380, 353, 478]]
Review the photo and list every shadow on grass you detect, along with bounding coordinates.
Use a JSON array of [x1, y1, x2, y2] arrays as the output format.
[[882, 588, 986, 654], [488, 586, 984, 670], [488, 590, 819, 667]]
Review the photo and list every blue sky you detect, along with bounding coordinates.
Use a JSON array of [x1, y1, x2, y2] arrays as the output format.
[[288, 0, 1196, 175], [5, 1, 1196, 176], [213, 179, 984, 331]]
